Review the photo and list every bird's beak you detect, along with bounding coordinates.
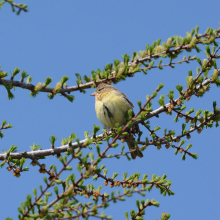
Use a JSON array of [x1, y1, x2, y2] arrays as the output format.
[[90, 92, 96, 96]]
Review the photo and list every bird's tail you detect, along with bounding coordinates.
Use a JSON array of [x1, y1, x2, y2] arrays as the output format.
[[126, 137, 143, 160], [125, 120, 143, 159]]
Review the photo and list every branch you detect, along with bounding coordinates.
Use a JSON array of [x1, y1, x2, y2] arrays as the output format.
[[134, 70, 220, 125], [58, 188, 151, 220], [0, 133, 105, 160], [20, 154, 76, 219], [1, 70, 219, 161], [2, 0, 28, 14], [0, 29, 219, 99]]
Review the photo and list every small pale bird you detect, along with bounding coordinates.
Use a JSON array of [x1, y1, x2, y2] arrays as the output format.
[[91, 83, 143, 159]]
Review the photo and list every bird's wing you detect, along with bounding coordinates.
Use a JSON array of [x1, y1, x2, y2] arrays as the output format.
[[120, 92, 134, 108]]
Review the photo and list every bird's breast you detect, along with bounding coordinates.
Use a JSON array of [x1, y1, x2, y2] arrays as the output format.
[[95, 93, 132, 128]]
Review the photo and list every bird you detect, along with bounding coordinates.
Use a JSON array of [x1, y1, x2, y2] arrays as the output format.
[[91, 83, 143, 159]]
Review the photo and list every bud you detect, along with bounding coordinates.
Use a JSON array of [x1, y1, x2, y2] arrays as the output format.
[[187, 33, 192, 38], [186, 134, 191, 139], [202, 59, 208, 70], [212, 69, 219, 80], [56, 153, 61, 158], [54, 82, 62, 93], [48, 176, 53, 181], [38, 168, 43, 173], [179, 148, 183, 153], [133, 184, 138, 188], [121, 138, 125, 143], [170, 102, 174, 109], [142, 184, 146, 188], [34, 82, 42, 92], [50, 171, 55, 177], [187, 76, 193, 87], [166, 38, 172, 46], [155, 45, 163, 53], [7, 167, 12, 171], [197, 128, 202, 134], [31, 161, 36, 166], [177, 100, 182, 105], [184, 90, 189, 96], [175, 137, 180, 142], [42, 169, 46, 174], [104, 181, 108, 186], [128, 66, 134, 73], [109, 183, 114, 188], [185, 117, 190, 123], [85, 194, 90, 198], [141, 50, 147, 58], [168, 107, 172, 113], [40, 206, 48, 217], [118, 67, 124, 76], [120, 62, 125, 68], [92, 205, 98, 212], [190, 36, 197, 47], [16, 173, 21, 178], [15, 168, 20, 173], [199, 117, 204, 123], [165, 144, 170, 149], [131, 63, 138, 68], [199, 86, 206, 95], [66, 184, 74, 197], [157, 145, 161, 150]]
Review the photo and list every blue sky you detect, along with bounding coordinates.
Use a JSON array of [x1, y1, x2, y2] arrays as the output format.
[[0, 1, 220, 219]]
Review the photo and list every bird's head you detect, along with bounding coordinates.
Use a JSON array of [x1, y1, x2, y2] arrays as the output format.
[[90, 83, 116, 97]]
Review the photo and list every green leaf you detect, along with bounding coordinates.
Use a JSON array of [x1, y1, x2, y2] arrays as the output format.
[[176, 85, 183, 92], [44, 77, 52, 86], [49, 135, 57, 146], [158, 95, 165, 106], [66, 95, 74, 102], [21, 71, 29, 79], [93, 124, 100, 134], [167, 90, 174, 100], [122, 54, 130, 64], [0, 71, 8, 78], [12, 67, 20, 77]]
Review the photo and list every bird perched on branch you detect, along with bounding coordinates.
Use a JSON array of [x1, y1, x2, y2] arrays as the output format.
[[91, 83, 143, 159]]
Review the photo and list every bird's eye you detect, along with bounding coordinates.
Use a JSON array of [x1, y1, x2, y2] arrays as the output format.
[[98, 88, 104, 92]]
